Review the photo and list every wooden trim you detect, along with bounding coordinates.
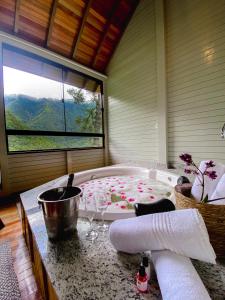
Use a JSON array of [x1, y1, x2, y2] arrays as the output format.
[[0, 41, 9, 196], [66, 151, 72, 173], [91, 0, 120, 68], [71, 0, 93, 59], [155, 0, 168, 166], [14, 0, 21, 34], [46, 0, 58, 48], [21, 203, 58, 299]]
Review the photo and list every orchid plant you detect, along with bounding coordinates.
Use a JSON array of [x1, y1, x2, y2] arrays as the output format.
[[179, 154, 217, 203]]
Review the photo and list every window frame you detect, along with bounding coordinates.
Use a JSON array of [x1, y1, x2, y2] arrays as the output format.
[[2, 44, 105, 154]]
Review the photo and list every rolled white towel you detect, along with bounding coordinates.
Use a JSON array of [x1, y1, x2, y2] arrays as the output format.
[[191, 161, 225, 202], [109, 209, 216, 264], [152, 250, 211, 300], [210, 173, 225, 204]]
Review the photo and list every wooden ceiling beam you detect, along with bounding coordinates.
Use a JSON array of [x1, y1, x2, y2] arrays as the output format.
[[14, 0, 21, 33], [102, 0, 140, 72], [46, 0, 58, 48], [71, 0, 93, 59], [91, 0, 120, 68]]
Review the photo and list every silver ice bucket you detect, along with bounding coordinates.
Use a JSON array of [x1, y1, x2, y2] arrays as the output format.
[[38, 186, 82, 240]]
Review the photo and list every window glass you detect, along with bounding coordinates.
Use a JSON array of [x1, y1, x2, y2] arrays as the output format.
[[7, 135, 103, 152], [3, 66, 65, 132], [2, 44, 104, 153], [64, 83, 103, 134]]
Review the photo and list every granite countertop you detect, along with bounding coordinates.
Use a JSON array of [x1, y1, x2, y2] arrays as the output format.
[[20, 166, 225, 300], [19, 167, 164, 299], [27, 210, 161, 300], [23, 204, 225, 300]]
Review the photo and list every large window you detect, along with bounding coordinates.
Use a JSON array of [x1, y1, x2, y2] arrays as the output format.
[[2, 45, 104, 153]]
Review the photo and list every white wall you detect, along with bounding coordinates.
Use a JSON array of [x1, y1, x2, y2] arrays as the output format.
[[107, 0, 225, 167], [166, 0, 225, 165], [107, 0, 158, 164]]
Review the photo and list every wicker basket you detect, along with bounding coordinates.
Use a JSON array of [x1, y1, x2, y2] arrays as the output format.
[[175, 188, 225, 257]]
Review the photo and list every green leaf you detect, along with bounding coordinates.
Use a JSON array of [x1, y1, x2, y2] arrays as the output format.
[[202, 194, 209, 203], [111, 194, 121, 203]]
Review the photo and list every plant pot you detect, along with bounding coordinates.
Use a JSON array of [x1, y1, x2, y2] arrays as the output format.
[[175, 186, 225, 257]]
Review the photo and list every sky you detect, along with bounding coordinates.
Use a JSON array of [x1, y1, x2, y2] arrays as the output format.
[[3, 66, 63, 99], [3, 66, 93, 100]]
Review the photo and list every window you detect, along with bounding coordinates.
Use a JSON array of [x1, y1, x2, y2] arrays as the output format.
[[2, 45, 104, 153]]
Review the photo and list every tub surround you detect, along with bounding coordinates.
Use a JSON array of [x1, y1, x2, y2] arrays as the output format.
[[20, 166, 225, 299], [21, 165, 179, 216]]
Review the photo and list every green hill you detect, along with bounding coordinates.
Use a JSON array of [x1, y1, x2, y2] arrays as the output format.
[[5, 94, 90, 132], [4, 94, 101, 151], [6, 110, 28, 130]]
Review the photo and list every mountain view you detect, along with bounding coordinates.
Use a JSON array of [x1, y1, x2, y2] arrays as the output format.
[[5, 93, 103, 152]]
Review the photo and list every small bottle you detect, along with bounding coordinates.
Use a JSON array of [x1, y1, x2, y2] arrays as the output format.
[[136, 265, 148, 293], [142, 256, 150, 280]]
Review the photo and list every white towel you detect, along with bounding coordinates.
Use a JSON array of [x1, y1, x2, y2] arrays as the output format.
[[210, 173, 225, 204], [109, 209, 216, 264], [191, 161, 225, 202], [151, 250, 211, 300]]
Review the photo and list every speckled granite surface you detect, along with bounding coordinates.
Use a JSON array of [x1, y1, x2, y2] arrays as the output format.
[[23, 208, 225, 300], [20, 165, 225, 300], [28, 210, 161, 300]]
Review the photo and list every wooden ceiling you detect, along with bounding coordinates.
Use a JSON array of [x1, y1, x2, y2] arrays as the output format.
[[0, 0, 140, 74]]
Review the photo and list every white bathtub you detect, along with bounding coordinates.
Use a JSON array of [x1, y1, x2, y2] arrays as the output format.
[[58, 166, 179, 220]]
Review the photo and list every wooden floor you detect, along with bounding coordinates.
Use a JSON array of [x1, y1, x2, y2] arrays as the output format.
[[0, 202, 42, 300]]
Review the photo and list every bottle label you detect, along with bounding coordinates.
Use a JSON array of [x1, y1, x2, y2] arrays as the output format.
[[136, 278, 148, 292]]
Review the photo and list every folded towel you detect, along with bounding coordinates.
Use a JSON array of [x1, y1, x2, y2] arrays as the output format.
[[109, 209, 216, 264], [191, 161, 225, 201], [210, 173, 225, 204], [151, 250, 211, 300]]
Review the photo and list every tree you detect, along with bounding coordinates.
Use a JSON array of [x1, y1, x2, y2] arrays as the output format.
[[67, 88, 102, 146], [66, 88, 85, 104]]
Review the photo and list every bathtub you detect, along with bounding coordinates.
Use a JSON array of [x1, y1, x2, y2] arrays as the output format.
[[57, 166, 179, 221]]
